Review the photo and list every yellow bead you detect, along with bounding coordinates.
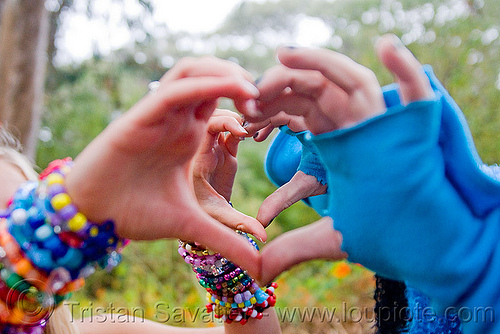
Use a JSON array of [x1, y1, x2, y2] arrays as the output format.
[[68, 213, 87, 232], [250, 297, 256, 304], [51, 193, 71, 210], [46, 173, 64, 185], [89, 226, 99, 237], [238, 302, 245, 308], [215, 299, 220, 305]]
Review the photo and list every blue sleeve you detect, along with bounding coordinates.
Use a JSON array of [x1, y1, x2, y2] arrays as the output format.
[[308, 99, 500, 333], [278, 126, 328, 185]]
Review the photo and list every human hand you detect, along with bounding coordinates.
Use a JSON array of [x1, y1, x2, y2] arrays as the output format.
[[246, 35, 433, 135], [192, 109, 267, 242], [64, 56, 262, 277], [260, 217, 347, 285]]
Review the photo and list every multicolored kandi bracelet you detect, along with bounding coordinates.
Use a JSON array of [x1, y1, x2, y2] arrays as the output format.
[[179, 231, 277, 325], [0, 159, 127, 333]]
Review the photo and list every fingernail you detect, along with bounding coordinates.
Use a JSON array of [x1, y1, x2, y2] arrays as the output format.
[[242, 80, 260, 97], [242, 120, 249, 128], [238, 124, 249, 134], [265, 216, 276, 228], [253, 131, 260, 139], [390, 35, 405, 49], [245, 99, 261, 118]]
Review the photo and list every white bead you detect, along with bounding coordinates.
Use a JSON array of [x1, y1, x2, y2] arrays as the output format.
[[11, 208, 27, 225]]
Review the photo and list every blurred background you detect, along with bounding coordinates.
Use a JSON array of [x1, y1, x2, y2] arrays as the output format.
[[1, 0, 499, 332]]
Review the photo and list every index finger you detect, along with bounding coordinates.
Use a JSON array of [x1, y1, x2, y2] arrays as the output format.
[[276, 46, 381, 96]]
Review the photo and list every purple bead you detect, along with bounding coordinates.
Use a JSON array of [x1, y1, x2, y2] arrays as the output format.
[[47, 184, 65, 197], [58, 204, 77, 221], [243, 290, 252, 300]]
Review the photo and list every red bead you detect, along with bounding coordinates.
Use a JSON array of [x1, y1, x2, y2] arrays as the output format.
[[271, 282, 278, 288], [206, 304, 213, 313], [246, 309, 253, 316], [58, 232, 84, 248], [240, 318, 247, 325], [256, 313, 263, 320]]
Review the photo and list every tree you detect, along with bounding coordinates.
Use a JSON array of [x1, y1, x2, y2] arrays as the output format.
[[0, 0, 49, 158]]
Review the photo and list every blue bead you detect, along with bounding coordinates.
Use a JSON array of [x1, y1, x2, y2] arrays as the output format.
[[255, 290, 267, 304], [43, 235, 67, 257], [57, 247, 83, 270], [27, 207, 45, 229], [244, 300, 251, 307], [27, 247, 56, 271]]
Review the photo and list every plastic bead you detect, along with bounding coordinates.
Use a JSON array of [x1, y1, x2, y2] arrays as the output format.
[[67, 213, 87, 232], [51, 193, 71, 210]]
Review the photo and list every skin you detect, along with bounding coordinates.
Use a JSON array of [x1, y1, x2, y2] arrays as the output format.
[[64, 56, 262, 278], [249, 34, 435, 284], [192, 109, 266, 242], [76, 111, 281, 333]]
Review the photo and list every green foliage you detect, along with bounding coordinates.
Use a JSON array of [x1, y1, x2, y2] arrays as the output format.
[[40, 0, 500, 330]]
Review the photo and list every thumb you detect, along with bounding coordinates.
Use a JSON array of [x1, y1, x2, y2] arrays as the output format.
[[260, 217, 346, 285], [376, 34, 434, 104], [257, 171, 327, 226]]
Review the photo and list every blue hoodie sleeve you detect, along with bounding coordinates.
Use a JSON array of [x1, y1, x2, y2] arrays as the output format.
[[308, 98, 500, 333]]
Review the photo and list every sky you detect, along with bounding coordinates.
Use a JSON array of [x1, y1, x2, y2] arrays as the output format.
[[53, 0, 258, 64], [51, 0, 331, 65]]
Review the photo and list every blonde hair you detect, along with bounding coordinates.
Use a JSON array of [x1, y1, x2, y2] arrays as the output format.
[[0, 125, 79, 334]]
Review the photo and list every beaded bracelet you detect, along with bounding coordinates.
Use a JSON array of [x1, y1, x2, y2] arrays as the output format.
[[0, 158, 127, 332], [179, 231, 277, 325]]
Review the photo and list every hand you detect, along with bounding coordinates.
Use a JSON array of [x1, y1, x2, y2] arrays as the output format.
[[246, 36, 433, 135], [65, 56, 262, 277], [192, 109, 267, 242], [259, 34, 434, 282], [260, 217, 347, 285]]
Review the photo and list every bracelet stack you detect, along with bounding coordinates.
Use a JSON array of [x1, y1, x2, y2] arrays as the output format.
[[0, 159, 126, 333], [179, 231, 277, 325]]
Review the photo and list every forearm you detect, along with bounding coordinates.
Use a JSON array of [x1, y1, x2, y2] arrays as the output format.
[[309, 98, 500, 317], [224, 308, 280, 334]]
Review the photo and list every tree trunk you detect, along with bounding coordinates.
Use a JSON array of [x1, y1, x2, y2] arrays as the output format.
[[0, 0, 49, 159]]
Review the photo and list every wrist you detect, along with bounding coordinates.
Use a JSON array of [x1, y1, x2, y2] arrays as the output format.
[[0, 158, 128, 330]]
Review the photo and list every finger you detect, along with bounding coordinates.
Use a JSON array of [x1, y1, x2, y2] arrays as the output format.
[[276, 46, 380, 97], [205, 200, 268, 243], [207, 115, 248, 138], [178, 208, 261, 279], [213, 108, 243, 122], [161, 56, 255, 83], [260, 217, 346, 285], [257, 171, 328, 226], [376, 34, 434, 104], [257, 64, 327, 102], [223, 133, 241, 158], [253, 124, 275, 142], [130, 77, 259, 126]]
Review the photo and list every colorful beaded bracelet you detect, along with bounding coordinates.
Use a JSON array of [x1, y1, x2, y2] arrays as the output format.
[[0, 158, 127, 332], [179, 232, 277, 325]]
